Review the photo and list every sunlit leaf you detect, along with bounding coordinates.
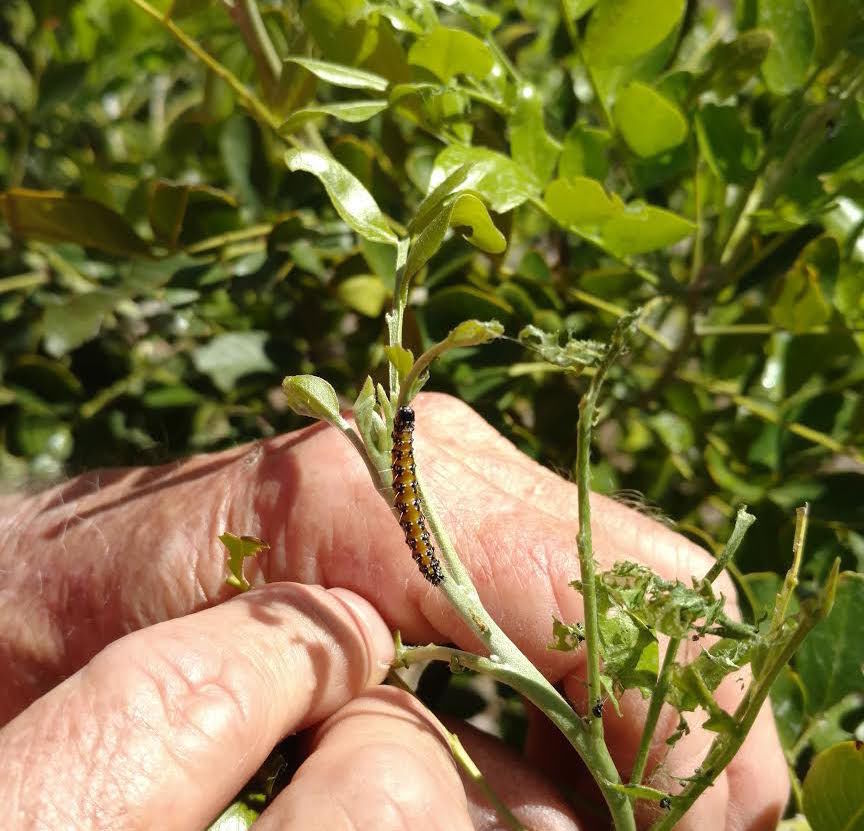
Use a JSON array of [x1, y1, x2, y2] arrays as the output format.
[[430, 146, 540, 213], [613, 82, 687, 158], [336, 274, 391, 317], [405, 192, 506, 279], [283, 56, 389, 91], [583, 0, 686, 67], [508, 93, 560, 183], [407, 26, 494, 83], [279, 100, 389, 135], [220, 532, 269, 592], [285, 148, 397, 244], [282, 374, 343, 424]]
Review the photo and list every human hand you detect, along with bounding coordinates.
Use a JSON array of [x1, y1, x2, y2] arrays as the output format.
[[0, 394, 788, 829]]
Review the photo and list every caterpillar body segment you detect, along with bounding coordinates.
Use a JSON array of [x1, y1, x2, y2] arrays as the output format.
[[391, 406, 445, 586]]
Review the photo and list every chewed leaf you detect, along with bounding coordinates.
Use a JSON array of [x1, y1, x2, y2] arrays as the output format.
[[548, 618, 585, 652], [518, 324, 607, 372], [220, 532, 269, 592], [447, 319, 505, 348]]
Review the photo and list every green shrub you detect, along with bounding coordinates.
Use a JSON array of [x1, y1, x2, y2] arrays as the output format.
[[1, 1, 863, 828]]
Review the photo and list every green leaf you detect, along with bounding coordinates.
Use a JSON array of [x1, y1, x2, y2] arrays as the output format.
[[808, 1, 864, 60], [518, 324, 607, 371], [279, 100, 389, 135], [220, 532, 269, 592], [598, 604, 659, 696], [446, 319, 505, 348], [705, 444, 766, 502], [42, 292, 121, 358], [602, 205, 694, 256], [562, 0, 600, 20], [803, 742, 864, 831], [167, 0, 212, 18], [770, 237, 837, 333], [384, 345, 414, 381], [771, 666, 807, 750], [0, 43, 35, 110], [508, 93, 560, 183], [559, 125, 611, 181], [668, 638, 754, 712], [548, 618, 585, 651], [352, 376, 389, 469], [758, 0, 815, 94], [0, 189, 151, 257], [696, 104, 763, 184], [193, 332, 275, 393], [207, 800, 260, 830], [431, 146, 540, 213], [285, 148, 397, 245], [699, 30, 774, 98], [407, 26, 494, 83], [282, 374, 344, 424], [336, 275, 390, 317], [424, 286, 513, 339], [545, 177, 694, 255], [583, 0, 686, 68], [405, 192, 506, 279], [545, 176, 621, 228], [796, 573, 864, 714], [148, 182, 236, 248], [613, 82, 687, 158], [283, 56, 388, 91]]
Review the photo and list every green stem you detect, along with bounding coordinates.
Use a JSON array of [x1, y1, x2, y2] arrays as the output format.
[[129, 0, 288, 137], [771, 504, 808, 630], [630, 507, 755, 787], [448, 733, 527, 831], [649, 561, 840, 831], [225, 0, 282, 93], [400, 642, 636, 831], [576, 315, 640, 745], [629, 637, 680, 787], [569, 289, 674, 351], [387, 239, 411, 397]]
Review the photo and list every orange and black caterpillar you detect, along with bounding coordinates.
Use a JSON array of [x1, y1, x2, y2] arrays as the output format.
[[391, 406, 445, 585]]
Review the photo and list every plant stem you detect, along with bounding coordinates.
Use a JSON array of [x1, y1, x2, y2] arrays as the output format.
[[771, 504, 808, 630], [569, 289, 674, 351], [448, 733, 527, 831], [576, 314, 640, 746], [129, 0, 288, 137], [630, 507, 755, 787], [648, 561, 840, 831], [387, 239, 411, 397], [225, 0, 282, 92], [400, 641, 636, 831]]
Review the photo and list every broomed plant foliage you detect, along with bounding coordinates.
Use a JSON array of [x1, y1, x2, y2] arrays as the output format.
[[1, 0, 863, 829]]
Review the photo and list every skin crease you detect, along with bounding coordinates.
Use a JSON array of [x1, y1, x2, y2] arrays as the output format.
[[0, 392, 788, 830]]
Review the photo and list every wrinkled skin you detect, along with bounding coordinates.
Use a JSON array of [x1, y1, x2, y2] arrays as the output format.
[[0, 394, 788, 830]]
